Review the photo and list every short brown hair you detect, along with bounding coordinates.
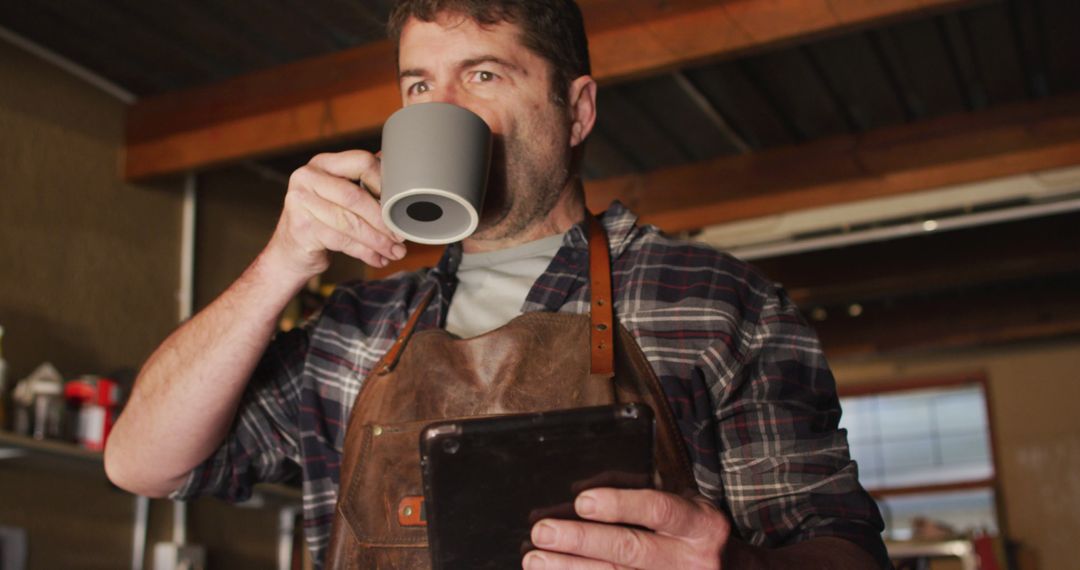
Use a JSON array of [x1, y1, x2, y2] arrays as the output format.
[[387, 0, 591, 104]]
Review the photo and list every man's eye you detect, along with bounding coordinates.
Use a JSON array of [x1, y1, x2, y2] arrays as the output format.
[[473, 71, 496, 82], [408, 82, 429, 95]]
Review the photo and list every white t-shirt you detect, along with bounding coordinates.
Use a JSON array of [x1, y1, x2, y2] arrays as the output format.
[[444, 232, 566, 338]]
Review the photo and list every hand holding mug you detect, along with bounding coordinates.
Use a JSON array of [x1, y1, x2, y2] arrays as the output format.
[[267, 150, 407, 278], [264, 102, 490, 280]]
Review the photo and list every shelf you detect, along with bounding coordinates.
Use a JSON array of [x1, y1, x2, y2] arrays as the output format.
[[886, 540, 978, 570], [0, 430, 103, 461], [0, 430, 301, 504]]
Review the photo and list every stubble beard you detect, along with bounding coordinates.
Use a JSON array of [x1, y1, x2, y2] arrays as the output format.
[[471, 129, 571, 242]]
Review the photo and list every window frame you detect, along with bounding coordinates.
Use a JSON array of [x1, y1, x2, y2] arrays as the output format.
[[837, 371, 1008, 537]]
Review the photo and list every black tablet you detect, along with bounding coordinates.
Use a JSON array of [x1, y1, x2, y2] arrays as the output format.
[[419, 403, 655, 570]]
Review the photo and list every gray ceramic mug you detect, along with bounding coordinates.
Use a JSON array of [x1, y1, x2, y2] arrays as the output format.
[[380, 102, 492, 244]]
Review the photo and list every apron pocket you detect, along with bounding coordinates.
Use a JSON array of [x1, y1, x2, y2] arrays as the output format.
[[339, 419, 431, 547]]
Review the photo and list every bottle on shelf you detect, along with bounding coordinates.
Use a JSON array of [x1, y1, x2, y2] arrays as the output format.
[[12, 362, 65, 440]]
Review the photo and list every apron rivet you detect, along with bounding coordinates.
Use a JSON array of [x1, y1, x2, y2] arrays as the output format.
[[372, 425, 383, 436], [402, 506, 414, 517], [596, 323, 608, 331]]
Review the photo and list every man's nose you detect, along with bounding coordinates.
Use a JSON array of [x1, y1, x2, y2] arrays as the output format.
[[430, 84, 461, 106]]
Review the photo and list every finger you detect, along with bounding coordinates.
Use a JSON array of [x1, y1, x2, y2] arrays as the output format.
[[292, 185, 405, 262], [291, 165, 403, 243], [312, 223, 390, 268], [530, 518, 678, 569], [311, 221, 390, 268], [575, 489, 716, 540], [522, 549, 633, 570], [308, 150, 383, 197]]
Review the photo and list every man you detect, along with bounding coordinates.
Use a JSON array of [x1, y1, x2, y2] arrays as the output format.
[[105, 0, 888, 568]]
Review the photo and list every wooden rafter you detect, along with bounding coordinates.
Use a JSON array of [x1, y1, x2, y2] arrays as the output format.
[[814, 272, 1080, 357], [123, 0, 980, 180], [587, 93, 1080, 231], [754, 212, 1080, 307]]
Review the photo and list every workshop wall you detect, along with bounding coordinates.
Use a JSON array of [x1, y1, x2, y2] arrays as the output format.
[[0, 39, 286, 570], [833, 337, 1080, 570], [0, 38, 180, 385]]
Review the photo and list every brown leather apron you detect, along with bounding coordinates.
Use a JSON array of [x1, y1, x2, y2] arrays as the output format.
[[326, 215, 698, 569]]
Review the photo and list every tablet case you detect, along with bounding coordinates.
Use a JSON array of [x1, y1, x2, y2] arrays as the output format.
[[419, 403, 654, 569]]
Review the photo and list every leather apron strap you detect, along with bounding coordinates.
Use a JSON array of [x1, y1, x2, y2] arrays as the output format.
[[372, 213, 615, 377], [587, 214, 615, 377], [370, 286, 436, 376]]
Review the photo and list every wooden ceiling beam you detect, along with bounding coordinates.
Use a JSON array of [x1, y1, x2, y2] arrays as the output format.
[[123, 0, 980, 180], [588, 92, 1080, 231], [753, 212, 1080, 307], [814, 273, 1080, 357], [366, 92, 1080, 279]]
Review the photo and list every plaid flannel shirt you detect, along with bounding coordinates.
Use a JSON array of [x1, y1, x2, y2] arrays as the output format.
[[172, 201, 888, 568]]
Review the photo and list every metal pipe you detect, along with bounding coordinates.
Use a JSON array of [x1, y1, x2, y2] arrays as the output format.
[[0, 24, 135, 104], [729, 195, 1080, 260], [278, 507, 299, 570], [132, 496, 149, 570], [178, 173, 197, 325], [671, 71, 752, 153], [172, 499, 187, 547], [171, 172, 198, 547]]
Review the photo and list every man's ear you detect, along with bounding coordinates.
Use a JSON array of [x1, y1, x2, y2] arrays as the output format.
[[567, 75, 597, 147]]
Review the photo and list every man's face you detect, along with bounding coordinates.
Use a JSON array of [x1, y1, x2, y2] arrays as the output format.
[[397, 14, 575, 241]]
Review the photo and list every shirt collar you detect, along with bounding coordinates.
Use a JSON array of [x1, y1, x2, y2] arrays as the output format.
[[426, 200, 640, 315], [567, 200, 639, 259]]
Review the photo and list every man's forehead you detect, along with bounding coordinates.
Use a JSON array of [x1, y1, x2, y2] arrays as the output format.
[[397, 13, 528, 68]]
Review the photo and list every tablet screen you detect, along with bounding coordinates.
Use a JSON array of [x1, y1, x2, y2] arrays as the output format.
[[420, 404, 654, 570]]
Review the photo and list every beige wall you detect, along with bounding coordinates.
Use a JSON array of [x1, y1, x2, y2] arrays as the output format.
[[0, 39, 180, 383], [832, 337, 1080, 570], [193, 165, 367, 312], [0, 39, 285, 569], [193, 166, 282, 311]]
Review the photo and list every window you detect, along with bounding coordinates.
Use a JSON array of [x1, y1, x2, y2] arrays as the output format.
[[838, 374, 1001, 541]]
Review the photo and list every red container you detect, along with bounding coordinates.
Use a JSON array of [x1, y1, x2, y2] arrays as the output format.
[[64, 376, 120, 451]]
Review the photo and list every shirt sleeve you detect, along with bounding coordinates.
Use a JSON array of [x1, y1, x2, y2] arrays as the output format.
[[169, 325, 307, 503], [708, 284, 890, 568]]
